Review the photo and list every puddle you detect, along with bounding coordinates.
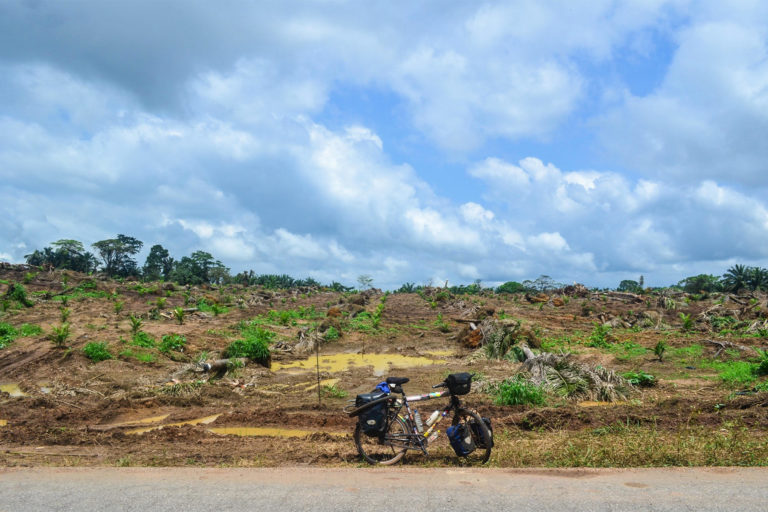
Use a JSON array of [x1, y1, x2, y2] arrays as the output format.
[[127, 414, 221, 435], [112, 414, 171, 428], [272, 353, 445, 376], [424, 350, 454, 357], [303, 378, 340, 391], [0, 419, 7, 427], [209, 427, 344, 438], [0, 383, 27, 397], [578, 401, 628, 408], [38, 382, 52, 394]]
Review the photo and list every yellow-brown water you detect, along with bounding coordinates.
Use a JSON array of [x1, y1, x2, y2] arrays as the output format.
[[0, 419, 7, 427], [208, 427, 345, 438], [0, 383, 26, 397], [109, 414, 170, 428], [302, 378, 340, 391], [127, 414, 221, 435], [272, 353, 445, 376], [578, 401, 628, 407]]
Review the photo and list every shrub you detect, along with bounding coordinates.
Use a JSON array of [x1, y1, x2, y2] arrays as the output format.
[[323, 326, 340, 341], [19, 324, 42, 337], [622, 370, 657, 387], [8, 283, 33, 307], [114, 301, 125, 316], [0, 322, 17, 349], [131, 331, 156, 348], [321, 384, 348, 398], [654, 340, 668, 362], [493, 375, 547, 406], [159, 334, 186, 353], [225, 327, 273, 365], [586, 323, 612, 348], [83, 342, 113, 362]]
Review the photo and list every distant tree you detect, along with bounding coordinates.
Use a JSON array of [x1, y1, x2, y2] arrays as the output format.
[[638, 275, 645, 289], [524, 275, 561, 293], [92, 235, 143, 277], [677, 274, 722, 294], [746, 266, 768, 292], [395, 282, 418, 293], [617, 280, 642, 293], [142, 244, 174, 281], [168, 250, 227, 285], [357, 274, 373, 289], [25, 239, 98, 273], [722, 264, 751, 293], [328, 281, 353, 292], [496, 281, 526, 294]]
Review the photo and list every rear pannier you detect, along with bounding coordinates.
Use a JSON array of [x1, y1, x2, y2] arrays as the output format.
[[355, 391, 389, 437], [445, 372, 472, 395]]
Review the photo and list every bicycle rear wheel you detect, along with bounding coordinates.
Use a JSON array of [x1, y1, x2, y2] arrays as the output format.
[[354, 414, 409, 465], [451, 408, 492, 465]]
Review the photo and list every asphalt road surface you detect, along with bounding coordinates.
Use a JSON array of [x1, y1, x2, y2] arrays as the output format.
[[1, 467, 766, 512]]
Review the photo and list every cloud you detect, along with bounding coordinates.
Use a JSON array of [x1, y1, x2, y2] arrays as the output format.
[[597, 7, 768, 186]]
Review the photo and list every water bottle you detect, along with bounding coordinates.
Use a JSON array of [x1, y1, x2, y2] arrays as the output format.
[[413, 410, 424, 433], [426, 410, 440, 427]]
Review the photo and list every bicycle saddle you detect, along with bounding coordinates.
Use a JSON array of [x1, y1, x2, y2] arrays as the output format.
[[386, 377, 410, 385]]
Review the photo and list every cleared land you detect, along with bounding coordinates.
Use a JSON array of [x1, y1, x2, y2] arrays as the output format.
[[1, 264, 767, 467]]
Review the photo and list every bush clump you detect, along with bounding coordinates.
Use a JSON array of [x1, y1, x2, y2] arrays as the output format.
[[0, 322, 17, 349], [493, 375, 547, 406], [130, 331, 156, 348], [225, 327, 273, 366], [160, 334, 187, 353], [83, 342, 113, 362]]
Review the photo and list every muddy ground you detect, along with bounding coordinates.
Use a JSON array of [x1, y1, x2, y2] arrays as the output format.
[[1, 265, 767, 467]]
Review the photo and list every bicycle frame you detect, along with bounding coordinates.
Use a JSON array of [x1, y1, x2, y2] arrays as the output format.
[[387, 389, 459, 453]]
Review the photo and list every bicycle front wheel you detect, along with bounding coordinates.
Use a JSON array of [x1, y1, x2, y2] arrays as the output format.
[[451, 408, 492, 465], [354, 414, 409, 465]]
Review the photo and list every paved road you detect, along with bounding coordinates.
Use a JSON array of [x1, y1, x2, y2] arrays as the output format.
[[1, 467, 766, 511]]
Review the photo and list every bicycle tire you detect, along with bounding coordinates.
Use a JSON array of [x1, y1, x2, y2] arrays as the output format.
[[451, 408, 492, 465], [354, 414, 409, 465]]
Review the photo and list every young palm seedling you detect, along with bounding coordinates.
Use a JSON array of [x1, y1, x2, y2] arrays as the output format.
[[50, 323, 71, 348], [129, 314, 142, 335], [60, 307, 71, 323], [654, 340, 668, 362], [173, 307, 185, 325]]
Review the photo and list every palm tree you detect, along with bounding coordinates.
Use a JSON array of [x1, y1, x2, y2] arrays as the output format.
[[746, 267, 768, 292], [722, 264, 750, 292]]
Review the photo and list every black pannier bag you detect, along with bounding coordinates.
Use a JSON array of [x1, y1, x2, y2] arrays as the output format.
[[445, 372, 472, 395], [355, 391, 389, 436], [470, 417, 494, 448], [447, 423, 476, 456]]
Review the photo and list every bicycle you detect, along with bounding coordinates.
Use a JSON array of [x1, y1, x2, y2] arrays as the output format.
[[345, 373, 492, 465]]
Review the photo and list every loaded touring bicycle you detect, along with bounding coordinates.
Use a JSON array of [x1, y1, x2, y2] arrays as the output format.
[[346, 372, 493, 465]]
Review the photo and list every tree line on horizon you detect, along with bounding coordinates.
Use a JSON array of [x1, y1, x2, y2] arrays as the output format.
[[18, 236, 768, 294]]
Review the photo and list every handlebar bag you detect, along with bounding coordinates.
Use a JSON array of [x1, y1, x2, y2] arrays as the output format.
[[447, 423, 476, 456], [446, 372, 472, 395], [356, 391, 388, 437]]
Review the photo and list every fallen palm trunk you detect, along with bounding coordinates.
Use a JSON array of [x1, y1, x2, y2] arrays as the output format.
[[200, 358, 248, 373], [518, 346, 630, 402]]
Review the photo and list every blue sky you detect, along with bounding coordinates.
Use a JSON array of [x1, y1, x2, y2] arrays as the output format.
[[1, 0, 768, 289]]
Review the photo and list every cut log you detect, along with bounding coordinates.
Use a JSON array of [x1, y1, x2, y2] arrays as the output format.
[[703, 339, 759, 358], [200, 358, 248, 373]]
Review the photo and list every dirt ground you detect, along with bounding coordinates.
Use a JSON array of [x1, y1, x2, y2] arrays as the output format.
[[1, 264, 767, 467]]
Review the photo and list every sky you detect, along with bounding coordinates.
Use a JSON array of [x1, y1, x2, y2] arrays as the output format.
[[1, 0, 768, 289]]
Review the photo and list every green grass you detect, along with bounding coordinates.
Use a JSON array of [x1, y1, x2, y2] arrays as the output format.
[[120, 349, 156, 363], [493, 376, 547, 406], [130, 331, 156, 348], [159, 334, 186, 353], [346, 311, 375, 332], [323, 326, 340, 341], [83, 342, 113, 362], [585, 323, 612, 348], [225, 326, 274, 364], [622, 370, 657, 387], [608, 341, 648, 361], [700, 359, 764, 387], [321, 384, 348, 398]]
